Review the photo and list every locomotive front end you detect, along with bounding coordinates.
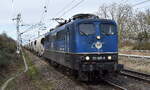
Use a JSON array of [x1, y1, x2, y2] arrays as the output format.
[[74, 19, 123, 80]]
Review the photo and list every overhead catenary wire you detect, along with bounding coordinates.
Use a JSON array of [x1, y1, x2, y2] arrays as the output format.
[[139, 3, 150, 9], [119, 0, 128, 4], [39, 0, 51, 33], [10, 0, 50, 45], [49, 0, 85, 24], [54, 0, 77, 17], [121, 0, 138, 4], [11, 0, 14, 10], [39, 0, 49, 23], [21, 0, 50, 43], [39, 0, 51, 28], [59, 0, 85, 18], [132, 0, 150, 7]]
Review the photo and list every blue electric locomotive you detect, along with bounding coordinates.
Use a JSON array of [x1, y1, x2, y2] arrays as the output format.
[[43, 14, 123, 81]]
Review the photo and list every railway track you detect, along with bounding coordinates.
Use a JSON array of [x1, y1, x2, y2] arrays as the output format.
[[103, 79, 127, 90], [81, 80, 127, 90], [44, 57, 127, 90], [119, 50, 150, 53], [120, 69, 150, 84], [119, 54, 150, 59]]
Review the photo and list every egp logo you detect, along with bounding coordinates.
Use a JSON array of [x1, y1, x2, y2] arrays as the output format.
[[95, 42, 102, 49], [91, 42, 103, 49]]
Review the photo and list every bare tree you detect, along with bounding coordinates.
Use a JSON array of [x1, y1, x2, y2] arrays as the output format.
[[96, 3, 150, 48], [97, 4, 109, 19]]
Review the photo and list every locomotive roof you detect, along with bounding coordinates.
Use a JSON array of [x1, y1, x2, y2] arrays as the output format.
[[45, 18, 116, 36], [72, 13, 99, 20]]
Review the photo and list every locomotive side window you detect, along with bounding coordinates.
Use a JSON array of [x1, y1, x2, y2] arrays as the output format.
[[79, 23, 95, 35], [51, 32, 57, 40], [45, 35, 49, 41], [56, 30, 65, 40], [100, 24, 116, 35]]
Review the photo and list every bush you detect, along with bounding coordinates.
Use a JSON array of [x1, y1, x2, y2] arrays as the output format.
[[0, 33, 16, 68], [26, 66, 39, 80], [133, 42, 150, 50], [133, 31, 150, 50], [0, 51, 11, 67], [119, 40, 135, 48]]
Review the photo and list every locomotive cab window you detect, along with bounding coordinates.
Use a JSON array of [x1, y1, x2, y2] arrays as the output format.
[[79, 23, 95, 35], [100, 24, 116, 35]]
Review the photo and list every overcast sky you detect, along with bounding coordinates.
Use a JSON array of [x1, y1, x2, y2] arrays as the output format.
[[0, 0, 150, 40]]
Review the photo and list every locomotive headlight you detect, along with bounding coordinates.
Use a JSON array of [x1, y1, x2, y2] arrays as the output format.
[[96, 36, 101, 39], [108, 56, 112, 60], [85, 56, 90, 61]]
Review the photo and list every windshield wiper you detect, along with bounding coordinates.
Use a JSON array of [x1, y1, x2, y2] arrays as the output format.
[[80, 31, 88, 36]]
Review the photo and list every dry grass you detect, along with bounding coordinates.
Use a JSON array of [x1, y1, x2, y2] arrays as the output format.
[[0, 33, 16, 68], [120, 46, 134, 50], [119, 57, 150, 74], [6, 51, 53, 90], [0, 33, 24, 87], [119, 51, 150, 56]]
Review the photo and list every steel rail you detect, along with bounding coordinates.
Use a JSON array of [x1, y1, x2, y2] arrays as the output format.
[[120, 69, 150, 84], [104, 79, 127, 90], [123, 69, 150, 77], [119, 50, 150, 53], [119, 54, 150, 59]]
